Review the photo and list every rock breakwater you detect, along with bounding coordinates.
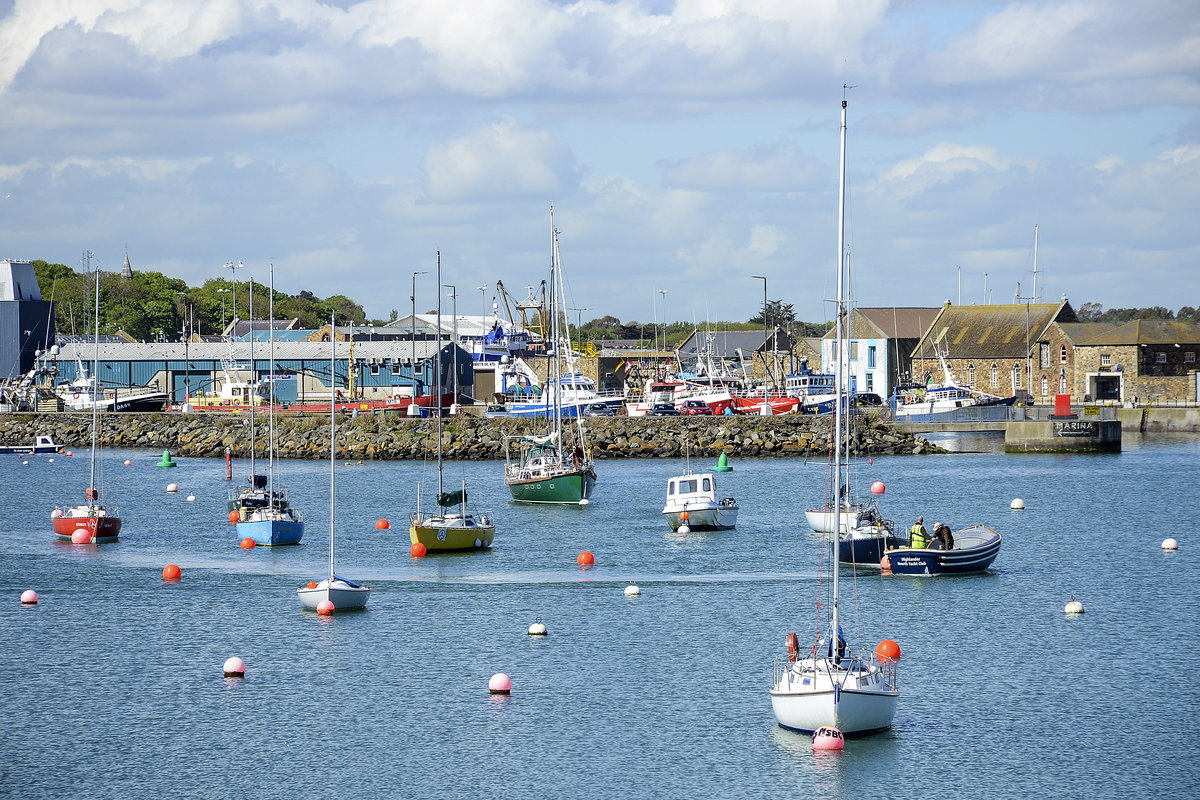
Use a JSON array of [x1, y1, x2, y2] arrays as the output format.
[[0, 412, 943, 460]]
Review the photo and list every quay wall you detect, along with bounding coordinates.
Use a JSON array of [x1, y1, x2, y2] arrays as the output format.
[[0, 412, 942, 460]]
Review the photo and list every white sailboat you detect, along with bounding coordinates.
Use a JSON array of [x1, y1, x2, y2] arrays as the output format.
[[769, 99, 898, 735], [297, 313, 371, 611], [410, 251, 496, 551]]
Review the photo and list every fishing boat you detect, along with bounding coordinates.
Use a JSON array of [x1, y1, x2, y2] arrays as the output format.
[[232, 267, 303, 546], [409, 252, 496, 551], [890, 346, 1015, 417], [52, 269, 122, 544], [297, 312, 371, 611], [784, 358, 840, 414], [503, 209, 597, 505], [662, 449, 738, 531], [56, 361, 169, 412], [769, 99, 898, 735], [885, 524, 1002, 575], [1, 435, 60, 454]]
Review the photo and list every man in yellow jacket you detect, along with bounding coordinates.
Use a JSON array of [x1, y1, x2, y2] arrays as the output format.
[[909, 516, 930, 548]]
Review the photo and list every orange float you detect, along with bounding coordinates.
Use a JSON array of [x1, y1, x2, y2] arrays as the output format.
[[410, 542, 427, 558], [577, 551, 595, 566], [376, 519, 390, 530], [875, 639, 902, 662], [239, 537, 256, 549], [162, 564, 182, 580], [228, 510, 240, 524]]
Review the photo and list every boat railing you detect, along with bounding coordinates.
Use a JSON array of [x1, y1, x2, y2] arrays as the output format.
[[892, 403, 1119, 425]]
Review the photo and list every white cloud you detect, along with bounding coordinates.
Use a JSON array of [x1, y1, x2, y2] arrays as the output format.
[[878, 142, 1015, 197], [421, 117, 580, 202], [663, 143, 820, 192]]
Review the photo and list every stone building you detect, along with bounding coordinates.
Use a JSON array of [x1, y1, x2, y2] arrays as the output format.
[[909, 299, 1076, 398], [1032, 321, 1117, 403], [1070, 320, 1200, 404]]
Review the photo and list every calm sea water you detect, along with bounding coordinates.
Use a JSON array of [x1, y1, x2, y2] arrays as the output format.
[[2, 433, 1198, 799]]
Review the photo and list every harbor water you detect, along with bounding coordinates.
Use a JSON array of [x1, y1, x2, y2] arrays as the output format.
[[2, 433, 1198, 799]]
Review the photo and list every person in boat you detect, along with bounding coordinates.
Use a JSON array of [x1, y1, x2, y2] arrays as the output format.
[[934, 523, 954, 551], [909, 516, 930, 548]]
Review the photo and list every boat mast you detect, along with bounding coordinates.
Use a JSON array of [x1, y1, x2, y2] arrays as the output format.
[[329, 311, 336, 580], [90, 266, 99, 502], [1032, 223, 1039, 303], [832, 98, 849, 645], [435, 251, 444, 500], [268, 263, 275, 505], [248, 278, 256, 479], [549, 207, 563, 447]]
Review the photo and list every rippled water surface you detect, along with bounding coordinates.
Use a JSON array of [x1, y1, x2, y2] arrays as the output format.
[[3, 433, 1198, 799]]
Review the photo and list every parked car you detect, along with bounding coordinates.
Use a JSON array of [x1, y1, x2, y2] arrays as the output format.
[[680, 399, 713, 416], [584, 403, 617, 416], [649, 402, 680, 416], [854, 393, 883, 407], [485, 403, 509, 417]]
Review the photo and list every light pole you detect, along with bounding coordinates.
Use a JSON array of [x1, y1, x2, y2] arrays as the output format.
[[752, 275, 767, 387], [217, 288, 230, 334], [444, 283, 458, 405], [411, 270, 427, 407], [224, 260, 243, 319]]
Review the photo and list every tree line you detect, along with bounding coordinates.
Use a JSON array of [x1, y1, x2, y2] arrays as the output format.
[[1076, 302, 1200, 325]]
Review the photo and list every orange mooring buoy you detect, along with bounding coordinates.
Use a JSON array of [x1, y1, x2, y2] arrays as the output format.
[[162, 564, 182, 581], [376, 519, 390, 530], [239, 537, 256, 549], [577, 551, 595, 566]]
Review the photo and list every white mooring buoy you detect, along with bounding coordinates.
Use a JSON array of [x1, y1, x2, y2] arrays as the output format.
[[1064, 595, 1084, 615], [1162, 538, 1179, 551], [624, 584, 641, 596], [528, 618, 548, 636], [1010, 498, 1025, 510]]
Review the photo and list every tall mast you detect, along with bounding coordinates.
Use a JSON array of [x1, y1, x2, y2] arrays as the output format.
[[549, 207, 563, 444], [1032, 224, 1040, 303], [435, 251, 443, 499], [268, 263, 275, 504], [90, 265, 99, 500], [248, 278, 256, 478], [832, 98, 849, 643], [329, 311, 336, 580]]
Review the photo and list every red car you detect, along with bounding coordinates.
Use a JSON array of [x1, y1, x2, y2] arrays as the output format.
[[681, 399, 714, 416]]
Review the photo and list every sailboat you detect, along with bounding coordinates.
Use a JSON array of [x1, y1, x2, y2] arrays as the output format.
[[232, 265, 303, 546], [503, 208, 597, 504], [769, 99, 898, 735], [297, 313, 371, 611], [52, 267, 122, 543], [409, 252, 496, 551]]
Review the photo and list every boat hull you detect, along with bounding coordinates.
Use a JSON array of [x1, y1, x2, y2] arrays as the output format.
[[770, 658, 898, 735], [52, 514, 122, 543], [886, 525, 1001, 575], [297, 577, 371, 610], [506, 470, 596, 504], [236, 519, 304, 546], [805, 506, 869, 534], [839, 532, 907, 565], [409, 519, 495, 551], [663, 505, 738, 531]]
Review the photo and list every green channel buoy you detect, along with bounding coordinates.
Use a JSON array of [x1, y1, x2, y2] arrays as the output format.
[[157, 449, 177, 468], [712, 452, 732, 472]]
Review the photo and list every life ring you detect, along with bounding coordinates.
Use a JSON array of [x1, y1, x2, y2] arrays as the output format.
[[786, 632, 800, 663], [72, 393, 80, 399]]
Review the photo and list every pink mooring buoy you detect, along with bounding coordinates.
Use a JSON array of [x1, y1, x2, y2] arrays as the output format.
[[488, 673, 512, 694], [223, 656, 246, 678], [71, 529, 92, 545], [317, 599, 335, 616], [812, 725, 845, 751], [20, 590, 38, 605]]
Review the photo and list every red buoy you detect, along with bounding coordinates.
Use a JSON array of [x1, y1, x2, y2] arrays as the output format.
[[410, 542, 427, 558], [786, 632, 800, 663], [577, 551, 595, 566], [162, 564, 182, 581], [679, 511, 690, 522], [228, 510, 240, 524], [875, 639, 902, 662], [305, 581, 318, 589], [376, 519, 390, 530], [239, 537, 256, 549], [317, 599, 335, 616], [870, 481, 885, 495]]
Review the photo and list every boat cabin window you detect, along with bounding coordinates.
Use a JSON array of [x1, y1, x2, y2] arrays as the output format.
[[679, 479, 698, 494], [668, 481, 675, 496], [702, 477, 711, 492]]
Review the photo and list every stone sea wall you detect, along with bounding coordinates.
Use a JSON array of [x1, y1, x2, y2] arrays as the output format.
[[0, 412, 943, 460]]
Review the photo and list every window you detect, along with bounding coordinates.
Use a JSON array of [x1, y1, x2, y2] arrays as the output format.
[[850, 342, 858, 360], [991, 362, 998, 387], [1187, 352, 1196, 364], [1059, 344, 1067, 364], [967, 363, 975, 385], [1040, 343, 1051, 368], [369, 362, 380, 376], [668, 482, 675, 496], [1156, 352, 1167, 364], [865, 373, 874, 392], [392, 362, 402, 375], [1041, 375, 1048, 395], [680, 479, 697, 493], [1012, 362, 1022, 390], [867, 346, 876, 368], [1059, 369, 1067, 393], [702, 477, 711, 492], [1100, 354, 1111, 366]]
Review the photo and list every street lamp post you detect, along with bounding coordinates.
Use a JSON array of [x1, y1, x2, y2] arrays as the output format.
[[656, 290, 667, 352], [217, 288, 230, 334], [444, 283, 458, 406], [410, 270, 427, 413], [752, 275, 767, 388], [224, 260, 243, 320]]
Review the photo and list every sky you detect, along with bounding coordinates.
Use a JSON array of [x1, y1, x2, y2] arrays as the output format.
[[0, 0, 1196, 328]]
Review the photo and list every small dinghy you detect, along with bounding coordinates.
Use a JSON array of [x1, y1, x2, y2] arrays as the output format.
[[884, 524, 1001, 575]]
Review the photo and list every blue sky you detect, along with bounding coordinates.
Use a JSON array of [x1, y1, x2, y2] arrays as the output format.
[[0, 0, 1196, 327]]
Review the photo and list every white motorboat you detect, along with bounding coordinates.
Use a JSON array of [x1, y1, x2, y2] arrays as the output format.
[[769, 99, 898, 736], [297, 312, 371, 612], [662, 451, 738, 531]]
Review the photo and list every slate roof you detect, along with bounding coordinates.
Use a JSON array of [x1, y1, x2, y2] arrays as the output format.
[[1077, 319, 1200, 346], [912, 301, 1075, 360], [823, 307, 940, 340], [1055, 322, 1119, 344], [48, 340, 451, 364], [676, 329, 788, 359]]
